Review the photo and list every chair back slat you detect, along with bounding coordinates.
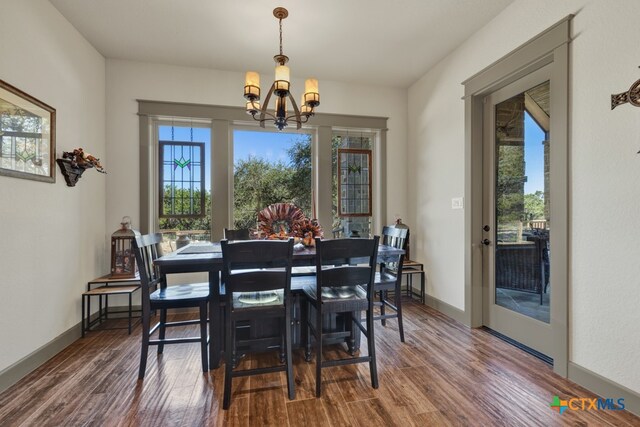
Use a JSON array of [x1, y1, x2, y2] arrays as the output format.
[[221, 239, 294, 300], [380, 226, 408, 276], [226, 270, 289, 293], [381, 226, 408, 250], [314, 237, 379, 302], [318, 266, 373, 288], [222, 239, 293, 268], [315, 237, 379, 266], [224, 228, 251, 241], [133, 233, 165, 312]]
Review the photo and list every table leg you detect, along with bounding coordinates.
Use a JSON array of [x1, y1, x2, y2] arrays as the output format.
[[81, 295, 86, 338], [209, 270, 221, 369], [128, 292, 133, 334], [99, 295, 104, 325]]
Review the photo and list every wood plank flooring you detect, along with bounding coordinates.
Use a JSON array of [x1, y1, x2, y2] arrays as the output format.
[[0, 302, 638, 426]]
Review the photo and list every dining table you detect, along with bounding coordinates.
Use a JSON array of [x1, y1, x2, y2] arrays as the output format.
[[154, 240, 404, 369]]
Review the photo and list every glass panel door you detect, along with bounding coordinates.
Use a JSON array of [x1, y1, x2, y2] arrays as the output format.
[[482, 65, 553, 358]]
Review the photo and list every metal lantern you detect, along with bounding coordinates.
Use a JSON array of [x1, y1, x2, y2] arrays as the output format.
[[110, 216, 141, 278]]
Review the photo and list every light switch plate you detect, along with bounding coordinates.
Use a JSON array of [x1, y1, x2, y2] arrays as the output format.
[[451, 197, 464, 209]]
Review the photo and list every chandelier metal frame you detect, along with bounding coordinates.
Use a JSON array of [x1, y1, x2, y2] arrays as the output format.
[[243, 7, 320, 130]]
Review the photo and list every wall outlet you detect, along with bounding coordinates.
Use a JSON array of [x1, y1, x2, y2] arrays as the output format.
[[451, 197, 464, 210]]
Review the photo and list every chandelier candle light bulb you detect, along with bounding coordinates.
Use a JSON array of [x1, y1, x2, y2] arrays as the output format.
[[300, 94, 311, 115], [244, 71, 260, 99], [304, 78, 320, 106], [274, 65, 290, 95], [242, 7, 320, 130]]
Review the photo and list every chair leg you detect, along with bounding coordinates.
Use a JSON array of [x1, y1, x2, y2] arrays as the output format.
[[348, 314, 356, 356], [209, 294, 221, 370], [223, 314, 234, 410], [279, 319, 286, 364], [285, 304, 295, 401], [394, 281, 405, 342], [199, 302, 208, 372], [380, 290, 387, 326], [305, 300, 312, 362], [315, 308, 323, 398], [158, 308, 167, 354], [299, 296, 308, 361], [366, 307, 378, 389], [138, 310, 150, 380]]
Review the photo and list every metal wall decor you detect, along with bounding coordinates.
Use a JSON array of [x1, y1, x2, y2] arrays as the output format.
[[0, 79, 56, 182], [611, 67, 640, 153], [57, 147, 106, 187], [611, 67, 640, 110]]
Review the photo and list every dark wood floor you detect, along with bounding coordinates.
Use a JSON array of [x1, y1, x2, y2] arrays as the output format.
[[1, 301, 638, 426]]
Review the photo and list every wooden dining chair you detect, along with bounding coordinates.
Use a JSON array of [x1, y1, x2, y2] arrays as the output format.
[[224, 228, 251, 240], [374, 226, 409, 342], [133, 233, 210, 380], [303, 236, 380, 397], [220, 238, 296, 409]]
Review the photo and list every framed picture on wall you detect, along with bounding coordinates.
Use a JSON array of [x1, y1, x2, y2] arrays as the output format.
[[338, 148, 372, 217], [0, 80, 56, 183]]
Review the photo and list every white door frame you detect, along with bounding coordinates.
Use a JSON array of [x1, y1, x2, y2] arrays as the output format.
[[462, 16, 571, 376]]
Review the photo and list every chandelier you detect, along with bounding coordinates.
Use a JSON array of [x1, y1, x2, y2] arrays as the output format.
[[243, 7, 320, 131]]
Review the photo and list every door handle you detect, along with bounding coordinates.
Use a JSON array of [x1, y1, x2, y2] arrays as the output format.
[[481, 239, 491, 246]]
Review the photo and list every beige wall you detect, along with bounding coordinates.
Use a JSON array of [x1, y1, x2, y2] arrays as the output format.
[[0, 0, 106, 373], [105, 59, 408, 236], [408, 0, 640, 393], [9, 0, 638, 401]]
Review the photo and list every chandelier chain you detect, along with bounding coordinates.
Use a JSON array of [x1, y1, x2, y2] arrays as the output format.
[[279, 18, 283, 56]]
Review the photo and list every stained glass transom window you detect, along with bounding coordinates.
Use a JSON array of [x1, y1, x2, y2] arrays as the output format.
[[159, 141, 205, 218]]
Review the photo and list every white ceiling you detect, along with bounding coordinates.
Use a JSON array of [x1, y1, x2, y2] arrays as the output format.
[[49, 0, 514, 88]]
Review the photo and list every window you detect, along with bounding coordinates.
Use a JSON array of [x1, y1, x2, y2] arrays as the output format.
[[139, 101, 387, 242], [332, 131, 374, 238], [233, 129, 312, 229], [156, 123, 211, 251]]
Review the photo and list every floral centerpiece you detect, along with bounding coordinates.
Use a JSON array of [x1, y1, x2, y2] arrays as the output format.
[[293, 218, 324, 247], [256, 202, 323, 246]]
